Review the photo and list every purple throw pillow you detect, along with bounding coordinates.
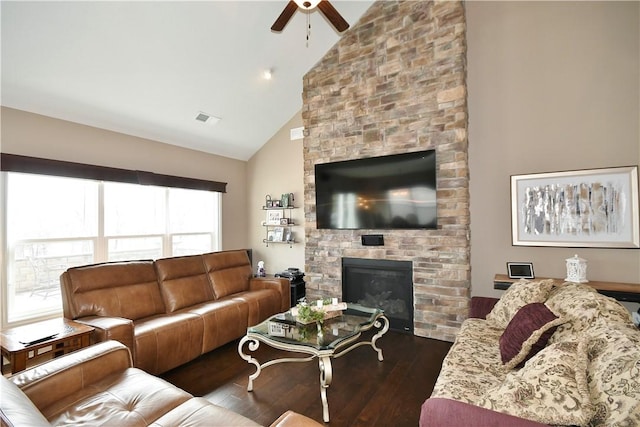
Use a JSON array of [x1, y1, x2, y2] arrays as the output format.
[[499, 302, 563, 370]]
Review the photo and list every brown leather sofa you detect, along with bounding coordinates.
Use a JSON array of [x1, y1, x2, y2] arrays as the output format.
[[0, 340, 322, 427], [60, 250, 290, 374]]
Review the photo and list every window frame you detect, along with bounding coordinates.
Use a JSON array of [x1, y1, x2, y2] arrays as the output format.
[[0, 156, 226, 328]]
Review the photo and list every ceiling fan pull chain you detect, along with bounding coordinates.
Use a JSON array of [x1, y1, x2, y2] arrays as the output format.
[[306, 12, 311, 47]]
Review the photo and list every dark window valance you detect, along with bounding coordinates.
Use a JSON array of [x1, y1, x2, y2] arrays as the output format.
[[0, 153, 227, 193]]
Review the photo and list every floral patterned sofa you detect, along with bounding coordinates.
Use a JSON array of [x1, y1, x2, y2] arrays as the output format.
[[420, 279, 640, 427]]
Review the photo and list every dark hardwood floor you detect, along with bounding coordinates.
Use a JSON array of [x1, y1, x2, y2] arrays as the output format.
[[161, 331, 452, 426]]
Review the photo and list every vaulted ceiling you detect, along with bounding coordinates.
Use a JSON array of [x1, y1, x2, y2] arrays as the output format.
[[1, 1, 374, 161]]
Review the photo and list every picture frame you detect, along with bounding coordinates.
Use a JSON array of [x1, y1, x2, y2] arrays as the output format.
[[266, 210, 283, 225], [507, 262, 535, 279], [272, 200, 281, 207], [279, 218, 289, 225], [285, 230, 292, 242], [273, 227, 284, 242], [267, 231, 275, 242], [511, 166, 639, 248]]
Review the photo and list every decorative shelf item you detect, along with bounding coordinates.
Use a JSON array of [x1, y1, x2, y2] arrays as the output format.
[[565, 254, 588, 283], [261, 200, 297, 247]]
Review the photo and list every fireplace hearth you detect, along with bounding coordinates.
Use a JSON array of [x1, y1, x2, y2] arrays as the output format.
[[342, 258, 413, 333]]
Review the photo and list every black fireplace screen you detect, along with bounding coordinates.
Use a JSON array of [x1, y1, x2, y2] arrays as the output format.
[[342, 258, 413, 333]]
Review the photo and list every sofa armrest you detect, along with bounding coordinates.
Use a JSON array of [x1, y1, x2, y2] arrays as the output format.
[[420, 398, 548, 427], [250, 277, 291, 311], [270, 410, 323, 427], [9, 340, 132, 411], [469, 296, 499, 319], [73, 315, 135, 355], [0, 376, 51, 427]]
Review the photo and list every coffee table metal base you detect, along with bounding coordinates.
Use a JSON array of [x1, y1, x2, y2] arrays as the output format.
[[238, 315, 389, 423]]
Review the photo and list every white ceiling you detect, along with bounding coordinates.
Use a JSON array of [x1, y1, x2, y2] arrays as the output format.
[[1, 1, 375, 161]]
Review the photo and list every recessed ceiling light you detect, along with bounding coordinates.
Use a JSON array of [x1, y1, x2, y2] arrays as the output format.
[[195, 111, 220, 126], [263, 69, 273, 80]]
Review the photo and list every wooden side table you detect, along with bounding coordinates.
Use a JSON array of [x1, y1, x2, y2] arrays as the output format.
[[1, 318, 94, 375]]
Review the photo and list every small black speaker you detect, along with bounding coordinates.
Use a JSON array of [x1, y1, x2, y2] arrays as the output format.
[[361, 234, 384, 246]]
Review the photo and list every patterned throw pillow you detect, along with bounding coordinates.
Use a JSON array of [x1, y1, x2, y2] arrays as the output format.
[[499, 303, 564, 370], [486, 279, 556, 328], [478, 340, 593, 425]]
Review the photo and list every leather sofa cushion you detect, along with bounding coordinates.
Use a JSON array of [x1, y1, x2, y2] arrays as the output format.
[[0, 376, 50, 427], [202, 251, 251, 299], [45, 368, 191, 425], [271, 410, 325, 427], [155, 255, 214, 312], [186, 299, 249, 354], [150, 397, 260, 427], [232, 289, 282, 326], [134, 313, 204, 374], [63, 261, 165, 320]]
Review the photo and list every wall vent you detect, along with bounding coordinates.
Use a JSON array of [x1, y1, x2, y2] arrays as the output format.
[[195, 112, 210, 122], [195, 112, 221, 126]]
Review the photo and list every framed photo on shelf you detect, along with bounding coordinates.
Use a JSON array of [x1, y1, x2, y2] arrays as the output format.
[[511, 166, 639, 248], [273, 227, 284, 242], [267, 231, 275, 242], [507, 262, 534, 279], [279, 218, 289, 225], [266, 210, 283, 225], [285, 229, 292, 242]]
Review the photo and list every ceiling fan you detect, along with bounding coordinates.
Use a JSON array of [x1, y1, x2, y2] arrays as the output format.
[[271, 0, 350, 33]]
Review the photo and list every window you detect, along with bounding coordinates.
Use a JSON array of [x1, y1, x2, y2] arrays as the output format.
[[2, 172, 221, 325]]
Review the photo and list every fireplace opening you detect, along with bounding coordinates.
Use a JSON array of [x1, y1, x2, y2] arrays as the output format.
[[342, 258, 413, 333]]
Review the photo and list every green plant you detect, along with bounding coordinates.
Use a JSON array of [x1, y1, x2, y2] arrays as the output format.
[[296, 303, 325, 323]]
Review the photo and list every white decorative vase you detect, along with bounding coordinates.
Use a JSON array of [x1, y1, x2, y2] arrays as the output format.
[[565, 254, 588, 283]]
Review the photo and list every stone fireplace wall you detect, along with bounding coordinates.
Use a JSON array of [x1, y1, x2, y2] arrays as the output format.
[[302, 0, 469, 342]]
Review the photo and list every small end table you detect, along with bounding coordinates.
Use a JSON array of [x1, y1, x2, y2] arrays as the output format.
[[1, 318, 94, 375]]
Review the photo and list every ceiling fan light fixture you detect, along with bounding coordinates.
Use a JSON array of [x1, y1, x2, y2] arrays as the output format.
[[271, 0, 349, 33], [294, 0, 321, 10]]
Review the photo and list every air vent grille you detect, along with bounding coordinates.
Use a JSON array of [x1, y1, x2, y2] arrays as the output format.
[[195, 112, 210, 122]]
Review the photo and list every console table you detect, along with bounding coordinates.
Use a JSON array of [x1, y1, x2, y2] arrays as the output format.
[[494, 274, 640, 303]]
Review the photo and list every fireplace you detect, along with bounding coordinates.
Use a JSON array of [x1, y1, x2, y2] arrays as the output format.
[[342, 258, 413, 333]]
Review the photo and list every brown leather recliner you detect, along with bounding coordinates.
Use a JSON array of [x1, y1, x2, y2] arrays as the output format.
[[0, 340, 322, 427]]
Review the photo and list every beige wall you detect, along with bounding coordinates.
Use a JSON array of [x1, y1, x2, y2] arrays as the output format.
[[247, 112, 305, 275], [0, 107, 249, 250], [466, 2, 640, 308]]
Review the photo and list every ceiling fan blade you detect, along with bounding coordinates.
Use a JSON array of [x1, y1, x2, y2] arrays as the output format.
[[271, 1, 299, 32], [317, 0, 349, 32]]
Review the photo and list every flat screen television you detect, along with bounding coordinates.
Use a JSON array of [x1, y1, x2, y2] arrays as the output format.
[[314, 150, 437, 230]]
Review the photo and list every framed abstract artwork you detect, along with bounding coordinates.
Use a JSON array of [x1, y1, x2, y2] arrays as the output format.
[[511, 166, 639, 248]]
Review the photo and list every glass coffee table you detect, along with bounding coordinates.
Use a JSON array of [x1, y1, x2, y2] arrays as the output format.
[[238, 304, 389, 423]]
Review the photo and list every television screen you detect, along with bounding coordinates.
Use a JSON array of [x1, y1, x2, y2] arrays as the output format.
[[314, 150, 437, 229]]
